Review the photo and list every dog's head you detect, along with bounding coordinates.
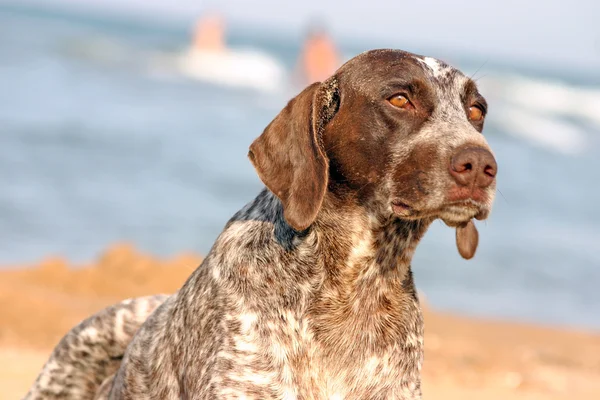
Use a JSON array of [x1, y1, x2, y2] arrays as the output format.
[[249, 49, 497, 259]]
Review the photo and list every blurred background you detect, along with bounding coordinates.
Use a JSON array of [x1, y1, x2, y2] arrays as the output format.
[[1, 0, 599, 333]]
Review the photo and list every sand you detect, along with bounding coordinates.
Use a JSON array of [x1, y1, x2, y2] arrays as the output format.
[[1, 243, 598, 399]]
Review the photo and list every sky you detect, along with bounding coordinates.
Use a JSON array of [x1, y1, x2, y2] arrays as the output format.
[[7, 0, 600, 73]]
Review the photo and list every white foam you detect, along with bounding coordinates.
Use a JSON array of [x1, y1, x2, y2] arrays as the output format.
[[480, 74, 600, 128], [173, 47, 287, 93], [493, 105, 586, 154], [70, 36, 289, 93]]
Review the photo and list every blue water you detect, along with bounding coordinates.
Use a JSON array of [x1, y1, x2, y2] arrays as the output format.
[[1, 5, 599, 330]]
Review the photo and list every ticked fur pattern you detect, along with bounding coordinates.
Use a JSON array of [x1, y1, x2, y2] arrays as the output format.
[[25, 49, 497, 400]]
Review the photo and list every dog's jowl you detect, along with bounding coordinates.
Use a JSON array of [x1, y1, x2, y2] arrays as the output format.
[[26, 49, 497, 400]]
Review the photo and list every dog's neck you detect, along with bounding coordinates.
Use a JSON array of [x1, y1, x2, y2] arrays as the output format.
[[236, 189, 432, 280], [315, 192, 432, 281], [306, 191, 431, 370]]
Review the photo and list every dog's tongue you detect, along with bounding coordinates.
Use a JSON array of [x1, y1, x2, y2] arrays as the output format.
[[455, 220, 479, 260]]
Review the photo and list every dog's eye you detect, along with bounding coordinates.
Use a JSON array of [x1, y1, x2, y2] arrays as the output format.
[[388, 94, 412, 109], [468, 105, 484, 121]]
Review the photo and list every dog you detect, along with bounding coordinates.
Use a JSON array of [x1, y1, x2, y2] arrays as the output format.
[[25, 48, 497, 400]]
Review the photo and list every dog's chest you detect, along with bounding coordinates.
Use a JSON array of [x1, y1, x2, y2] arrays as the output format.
[[218, 310, 422, 399]]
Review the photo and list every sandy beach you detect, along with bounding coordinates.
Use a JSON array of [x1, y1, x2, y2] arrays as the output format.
[[1, 243, 599, 399]]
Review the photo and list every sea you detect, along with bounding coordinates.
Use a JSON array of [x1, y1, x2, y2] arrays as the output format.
[[1, 4, 599, 330]]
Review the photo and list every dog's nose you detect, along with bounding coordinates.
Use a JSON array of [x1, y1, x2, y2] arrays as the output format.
[[449, 147, 497, 188]]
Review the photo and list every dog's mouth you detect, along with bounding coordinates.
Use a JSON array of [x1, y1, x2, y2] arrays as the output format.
[[391, 199, 489, 223], [438, 200, 490, 226], [391, 198, 490, 260]]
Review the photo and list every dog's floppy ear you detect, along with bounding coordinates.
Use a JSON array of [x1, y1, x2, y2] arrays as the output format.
[[248, 80, 339, 231]]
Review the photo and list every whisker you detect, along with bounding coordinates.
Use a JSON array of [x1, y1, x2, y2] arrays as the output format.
[[497, 188, 508, 204], [470, 59, 489, 81]]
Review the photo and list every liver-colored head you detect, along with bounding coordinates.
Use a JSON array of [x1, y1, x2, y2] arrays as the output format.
[[249, 49, 497, 258]]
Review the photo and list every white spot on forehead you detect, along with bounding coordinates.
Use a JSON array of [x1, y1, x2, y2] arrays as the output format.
[[418, 57, 446, 77]]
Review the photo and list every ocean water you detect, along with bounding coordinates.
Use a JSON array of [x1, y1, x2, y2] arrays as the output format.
[[1, 5, 599, 330]]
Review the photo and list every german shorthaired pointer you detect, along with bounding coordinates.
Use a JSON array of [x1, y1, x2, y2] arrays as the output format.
[[25, 48, 497, 400]]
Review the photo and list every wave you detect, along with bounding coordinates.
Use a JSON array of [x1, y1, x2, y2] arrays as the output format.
[[490, 105, 587, 154], [480, 74, 600, 129], [164, 47, 287, 93], [61, 36, 288, 93]]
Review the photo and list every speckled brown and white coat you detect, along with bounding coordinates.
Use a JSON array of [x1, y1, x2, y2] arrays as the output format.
[[25, 49, 497, 400]]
